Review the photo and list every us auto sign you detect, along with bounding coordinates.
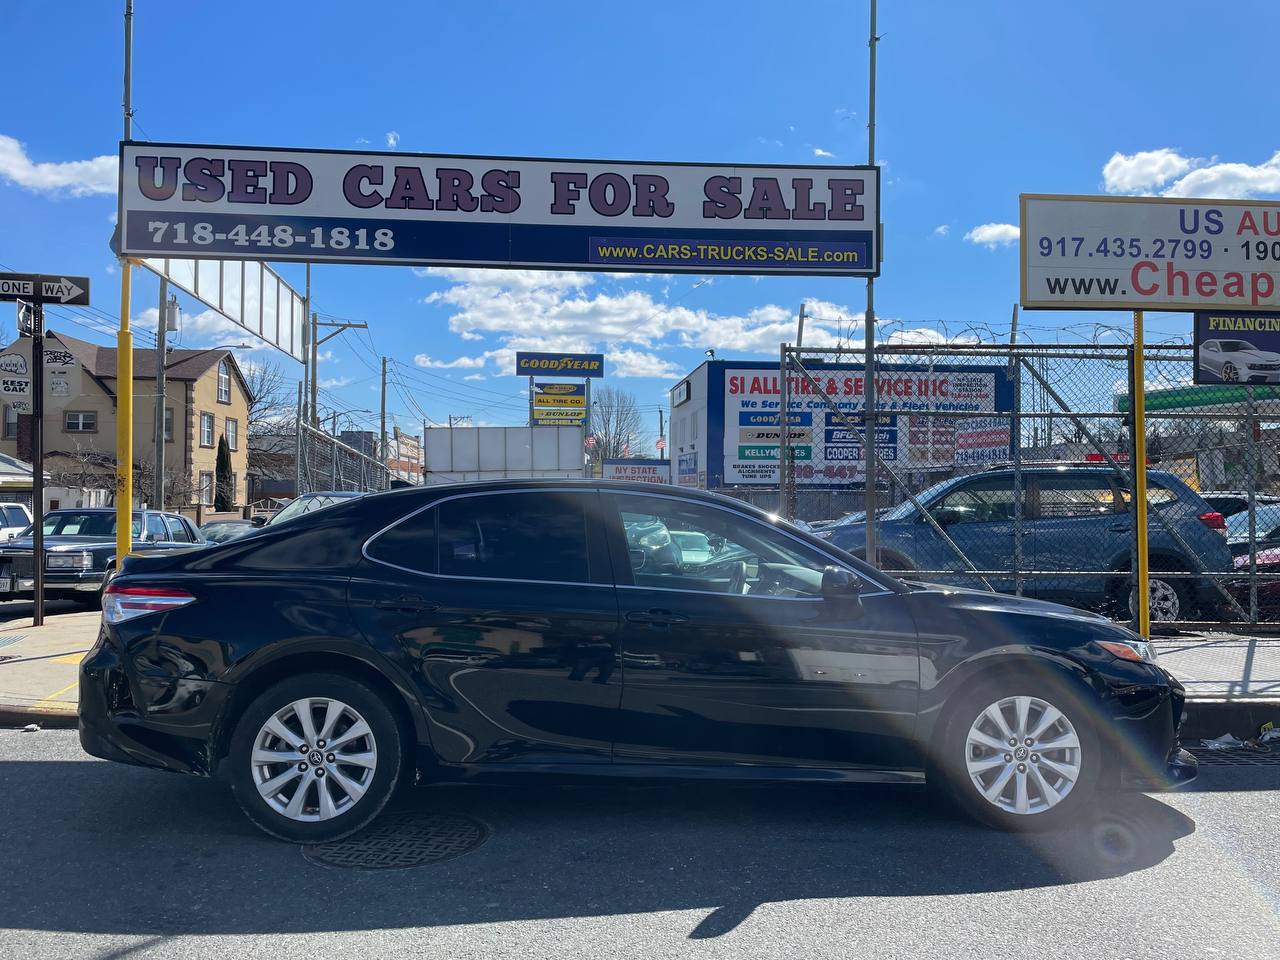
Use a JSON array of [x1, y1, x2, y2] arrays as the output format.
[[119, 142, 880, 277], [1021, 194, 1280, 311]]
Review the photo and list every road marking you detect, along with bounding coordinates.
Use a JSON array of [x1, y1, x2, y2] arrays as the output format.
[[35, 678, 79, 707], [52, 652, 85, 665]]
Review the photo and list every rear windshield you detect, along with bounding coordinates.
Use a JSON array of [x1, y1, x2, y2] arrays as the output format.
[[29, 513, 143, 538]]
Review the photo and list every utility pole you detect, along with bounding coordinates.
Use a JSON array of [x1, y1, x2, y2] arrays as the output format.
[[115, 0, 135, 568], [379, 356, 387, 465], [309, 311, 319, 427], [31, 302, 44, 625], [658, 408, 665, 455], [797, 302, 806, 348], [153, 285, 176, 508], [862, 0, 880, 567], [302, 264, 311, 424]]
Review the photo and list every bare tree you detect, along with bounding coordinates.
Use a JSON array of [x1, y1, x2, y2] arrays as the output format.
[[588, 385, 652, 467], [243, 359, 299, 493]]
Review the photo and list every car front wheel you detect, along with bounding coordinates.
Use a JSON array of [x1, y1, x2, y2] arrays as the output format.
[[938, 679, 1100, 830], [228, 672, 403, 843]]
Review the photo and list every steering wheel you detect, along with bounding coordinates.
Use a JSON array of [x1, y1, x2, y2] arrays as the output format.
[[728, 560, 748, 595]]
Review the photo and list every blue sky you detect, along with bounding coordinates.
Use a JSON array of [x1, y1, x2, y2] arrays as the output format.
[[2, 0, 1279, 441]]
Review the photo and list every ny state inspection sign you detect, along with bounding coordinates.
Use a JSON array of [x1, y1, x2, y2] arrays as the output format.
[[118, 142, 880, 277], [1021, 194, 1280, 311]]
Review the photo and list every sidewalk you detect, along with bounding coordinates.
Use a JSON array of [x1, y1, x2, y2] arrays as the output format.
[[1, 607, 1278, 737], [0, 603, 100, 728]]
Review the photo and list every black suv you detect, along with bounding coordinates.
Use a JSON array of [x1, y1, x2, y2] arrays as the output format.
[[81, 481, 1194, 842]]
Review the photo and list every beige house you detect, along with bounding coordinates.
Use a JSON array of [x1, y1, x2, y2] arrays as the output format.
[[0, 330, 251, 508]]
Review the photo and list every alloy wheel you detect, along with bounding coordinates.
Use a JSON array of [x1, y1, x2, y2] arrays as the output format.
[[1131, 577, 1180, 622], [964, 695, 1082, 816], [1222, 362, 1239, 382], [250, 698, 378, 823]]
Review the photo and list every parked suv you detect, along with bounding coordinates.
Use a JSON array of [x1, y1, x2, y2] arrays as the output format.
[[825, 466, 1232, 621]]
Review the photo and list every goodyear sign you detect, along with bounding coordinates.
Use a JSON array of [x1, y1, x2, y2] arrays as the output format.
[[533, 381, 587, 407], [516, 351, 604, 377]]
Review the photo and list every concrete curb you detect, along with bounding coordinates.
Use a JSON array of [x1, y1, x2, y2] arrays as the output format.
[[0, 702, 78, 730], [1181, 698, 1280, 741]]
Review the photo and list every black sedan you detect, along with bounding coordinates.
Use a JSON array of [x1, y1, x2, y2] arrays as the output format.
[[80, 481, 1194, 843], [0, 508, 204, 605]]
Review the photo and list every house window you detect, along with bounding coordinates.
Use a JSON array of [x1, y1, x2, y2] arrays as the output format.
[[226, 417, 239, 451], [200, 412, 214, 447], [65, 411, 97, 433], [2, 405, 17, 440], [217, 360, 231, 404], [164, 407, 174, 443], [198, 471, 214, 505], [230, 472, 238, 504]]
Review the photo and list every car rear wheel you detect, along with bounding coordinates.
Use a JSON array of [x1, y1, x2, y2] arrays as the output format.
[[1128, 572, 1188, 622], [228, 672, 403, 843], [1221, 362, 1239, 382], [938, 678, 1100, 830]]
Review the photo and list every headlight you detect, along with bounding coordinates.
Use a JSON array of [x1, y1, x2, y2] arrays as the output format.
[[1097, 636, 1159, 665], [46, 552, 92, 571]]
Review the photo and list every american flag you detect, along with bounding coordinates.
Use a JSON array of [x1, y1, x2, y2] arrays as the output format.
[[585, 434, 596, 449], [655, 437, 666, 451]]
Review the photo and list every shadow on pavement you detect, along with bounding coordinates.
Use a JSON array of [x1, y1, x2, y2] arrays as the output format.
[[0, 753, 1213, 939]]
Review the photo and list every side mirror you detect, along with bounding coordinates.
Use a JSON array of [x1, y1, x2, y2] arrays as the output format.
[[821, 565, 863, 611], [142, 532, 157, 543], [250, 515, 268, 527]]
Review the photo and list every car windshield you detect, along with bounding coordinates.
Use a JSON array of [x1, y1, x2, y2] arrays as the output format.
[[25, 512, 144, 538], [1226, 503, 1280, 539], [1219, 341, 1254, 352], [268, 493, 357, 525]]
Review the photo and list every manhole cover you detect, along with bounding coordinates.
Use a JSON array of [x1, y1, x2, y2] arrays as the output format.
[[1187, 746, 1280, 766], [303, 811, 489, 870]]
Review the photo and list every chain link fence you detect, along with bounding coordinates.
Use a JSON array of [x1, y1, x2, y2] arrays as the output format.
[[777, 342, 1280, 626], [296, 421, 391, 496]]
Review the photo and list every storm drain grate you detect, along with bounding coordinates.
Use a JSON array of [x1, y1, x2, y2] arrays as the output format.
[[1187, 746, 1280, 766], [303, 811, 489, 870]]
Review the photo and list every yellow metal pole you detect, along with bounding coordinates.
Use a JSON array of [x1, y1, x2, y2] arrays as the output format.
[[115, 262, 133, 564], [1132, 310, 1150, 637]]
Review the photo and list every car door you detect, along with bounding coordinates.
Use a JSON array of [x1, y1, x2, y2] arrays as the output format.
[[348, 488, 622, 765], [605, 491, 920, 770], [912, 476, 1022, 592], [1025, 472, 1124, 603]]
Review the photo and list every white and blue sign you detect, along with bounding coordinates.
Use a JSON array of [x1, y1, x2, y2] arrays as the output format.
[[119, 143, 880, 277], [739, 410, 811, 427]]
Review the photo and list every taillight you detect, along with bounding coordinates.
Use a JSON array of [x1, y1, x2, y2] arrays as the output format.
[[1198, 511, 1227, 535], [102, 584, 195, 624]]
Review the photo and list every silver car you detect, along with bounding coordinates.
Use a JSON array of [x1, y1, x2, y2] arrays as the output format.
[[1199, 338, 1280, 383]]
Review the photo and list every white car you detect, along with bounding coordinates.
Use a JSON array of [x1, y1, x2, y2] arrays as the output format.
[[0, 503, 31, 541], [1199, 339, 1280, 383]]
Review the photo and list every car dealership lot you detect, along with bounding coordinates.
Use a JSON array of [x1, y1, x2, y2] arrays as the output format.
[[0, 728, 1276, 960]]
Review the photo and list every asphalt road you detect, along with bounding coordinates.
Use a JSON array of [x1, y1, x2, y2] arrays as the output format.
[[0, 730, 1276, 959]]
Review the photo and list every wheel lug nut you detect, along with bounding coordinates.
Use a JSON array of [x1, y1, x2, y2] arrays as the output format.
[[298, 762, 308, 771], [1024, 738, 1033, 746], [1008, 738, 1017, 746], [316, 768, 325, 778], [299, 745, 308, 753], [318, 740, 326, 748], [326, 753, 335, 763], [1031, 754, 1040, 762], [1004, 753, 1013, 762], [1017, 763, 1026, 773]]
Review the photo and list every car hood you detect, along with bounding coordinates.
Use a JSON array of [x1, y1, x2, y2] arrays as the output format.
[[902, 580, 1115, 626], [1233, 349, 1280, 364]]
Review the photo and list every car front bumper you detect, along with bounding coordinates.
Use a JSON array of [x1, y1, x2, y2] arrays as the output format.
[[1, 571, 104, 595], [1112, 669, 1197, 791]]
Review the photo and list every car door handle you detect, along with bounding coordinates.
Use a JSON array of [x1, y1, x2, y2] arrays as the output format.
[[1109, 522, 1131, 532], [626, 609, 689, 625], [374, 596, 440, 614]]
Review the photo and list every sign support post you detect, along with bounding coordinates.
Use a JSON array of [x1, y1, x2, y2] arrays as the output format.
[[30, 303, 44, 626], [862, 0, 880, 567], [1131, 310, 1150, 638], [116, 0, 134, 568]]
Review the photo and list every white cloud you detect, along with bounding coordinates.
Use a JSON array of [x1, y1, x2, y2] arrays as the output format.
[[607, 348, 683, 379], [462, 373, 486, 381], [385, 131, 400, 148], [1103, 148, 1193, 194], [355, 137, 370, 145], [933, 224, 950, 237], [0, 134, 116, 196], [813, 147, 835, 159], [1163, 150, 1280, 199], [316, 349, 336, 363], [414, 352, 488, 369], [319, 376, 352, 389], [963, 223, 1020, 248], [105, 262, 117, 275]]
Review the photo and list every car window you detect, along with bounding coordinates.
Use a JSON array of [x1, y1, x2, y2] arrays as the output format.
[[615, 494, 842, 598], [165, 516, 193, 543], [1035, 475, 1118, 518], [367, 507, 436, 574], [929, 478, 1023, 525], [1226, 504, 1280, 539], [41, 512, 142, 537], [1116, 481, 1180, 512], [438, 492, 589, 583], [3, 506, 25, 526]]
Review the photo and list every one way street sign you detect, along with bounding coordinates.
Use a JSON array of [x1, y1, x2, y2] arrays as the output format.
[[0, 273, 91, 306]]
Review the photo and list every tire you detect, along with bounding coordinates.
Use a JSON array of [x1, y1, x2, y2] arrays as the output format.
[[1127, 569, 1189, 623], [227, 672, 403, 843], [1221, 362, 1239, 383], [935, 673, 1101, 830]]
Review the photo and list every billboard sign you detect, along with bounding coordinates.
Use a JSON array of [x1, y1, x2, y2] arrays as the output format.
[[719, 364, 1013, 486], [516, 351, 604, 377], [119, 143, 880, 277], [602, 458, 670, 483], [1193, 310, 1280, 384], [677, 451, 699, 487], [532, 381, 586, 406], [1021, 194, 1280, 311], [953, 416, 1012, 467]]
